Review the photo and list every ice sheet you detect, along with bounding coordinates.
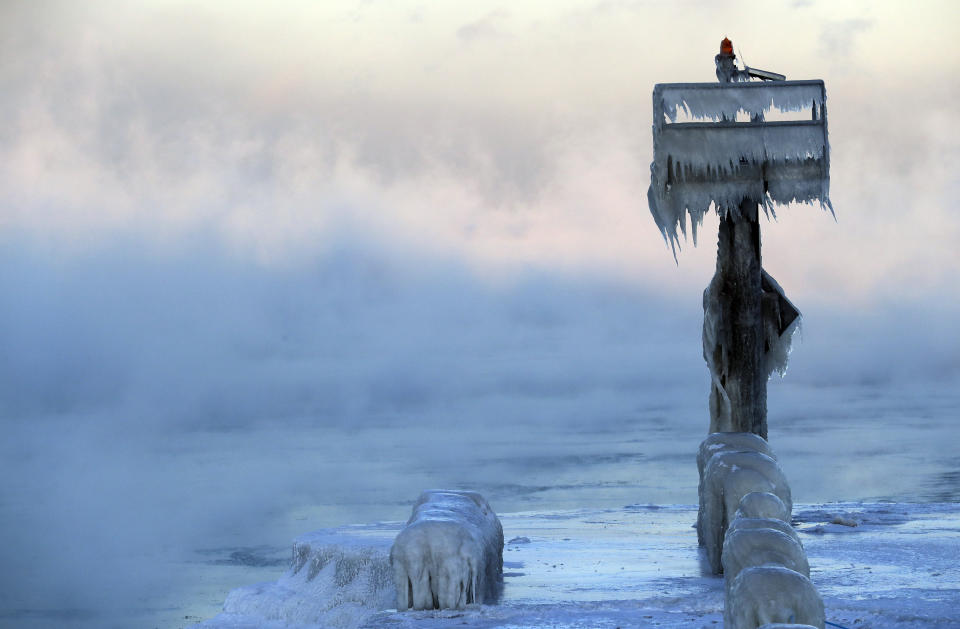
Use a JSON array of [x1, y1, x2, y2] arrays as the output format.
[[193, 503, 960, 629]]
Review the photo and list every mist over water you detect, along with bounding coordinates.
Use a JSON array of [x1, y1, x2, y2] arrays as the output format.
[[1, 233, 957, 628]]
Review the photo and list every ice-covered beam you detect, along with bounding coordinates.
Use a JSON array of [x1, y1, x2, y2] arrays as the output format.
[[656, 80, 825, 123], [648, 80, 830, 253]]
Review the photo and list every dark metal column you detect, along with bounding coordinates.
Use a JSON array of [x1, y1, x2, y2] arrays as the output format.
[[713, 197, 767, 439]]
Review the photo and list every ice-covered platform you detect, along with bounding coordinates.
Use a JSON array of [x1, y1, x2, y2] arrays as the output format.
[[193, 503, 959, 629]]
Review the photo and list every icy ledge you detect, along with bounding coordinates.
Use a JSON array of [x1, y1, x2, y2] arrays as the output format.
[[192, 503, 960, 629]]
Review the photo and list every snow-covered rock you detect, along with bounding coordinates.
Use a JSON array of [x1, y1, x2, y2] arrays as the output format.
[[726, 566, 824, 629], [696, 433, 775, 545], [702, 451, 791, 574], [722, 527, 809, 592], [390, 490, 504, 611]]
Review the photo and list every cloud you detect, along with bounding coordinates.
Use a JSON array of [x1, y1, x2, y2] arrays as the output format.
[[457, 9, 511, 42], [819, 18, 873, 57]]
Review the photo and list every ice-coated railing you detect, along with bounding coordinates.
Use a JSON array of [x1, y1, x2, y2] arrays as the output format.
[[649, 80, 831, 253]]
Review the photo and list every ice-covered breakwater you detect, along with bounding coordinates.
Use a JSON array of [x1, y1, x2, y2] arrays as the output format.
[[192, 503, 960, 629]]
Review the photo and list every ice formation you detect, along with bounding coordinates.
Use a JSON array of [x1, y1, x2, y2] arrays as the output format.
[[703, 270, 801, 433], [649, 80, 832, 255], [727, 515, 801, 548], [722, 528, 809, 594], [701, 450, 791, 574], [726, 566, 825, 629], [191, 527, 396, 629], [735, 491, 790, 522], [390, 490, 503, 611], [696, 432, 775, 546]]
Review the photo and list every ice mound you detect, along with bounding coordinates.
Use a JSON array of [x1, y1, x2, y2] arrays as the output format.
[[192, 524, 399, 629], [391, 490, 504, 610]]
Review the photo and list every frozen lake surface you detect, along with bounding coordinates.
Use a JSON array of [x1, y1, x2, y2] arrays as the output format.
[[194, 502, 960, 629], [2, 379, 959, 629]]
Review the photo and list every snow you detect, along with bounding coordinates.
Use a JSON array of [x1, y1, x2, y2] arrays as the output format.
[[648, 80, 831, 255], [192, 503, 960, 629], [390, 490, 504, 610]]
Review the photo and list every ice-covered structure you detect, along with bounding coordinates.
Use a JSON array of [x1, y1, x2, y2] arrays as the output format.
[[704, 270, 801, 435], [735, 491, 790, 522], [649, 74, 829, 440], [722, 527, 809, 594], [649, 79, 831, 253], [726, 565, 825, 629], [390, 490, 504, 611], [701, 450, 791, 574], [696, 432, 776, 545], [727, 513, 801, 548]]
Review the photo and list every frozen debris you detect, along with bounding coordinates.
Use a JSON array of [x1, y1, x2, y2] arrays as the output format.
[[701, 451, 792, 574], [696, 433, 775, 546], [830, 515, 859, 527], [726, 566, 825, 629], [648, 80, 832, 256], [390, 490, 504, 611], [507, 536, 531, 545]]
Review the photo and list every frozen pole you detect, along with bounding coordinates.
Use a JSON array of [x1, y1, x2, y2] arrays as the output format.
[[709, 38, 766, 438], [648, 37, 830, 440], [708, 196, 767, 438]]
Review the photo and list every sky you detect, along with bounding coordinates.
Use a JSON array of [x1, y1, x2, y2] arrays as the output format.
[[1, 1, 959, 626], [1, 0, 957, 302]]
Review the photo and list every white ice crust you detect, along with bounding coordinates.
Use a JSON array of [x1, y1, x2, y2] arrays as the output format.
[[726, 566, 825, 629], [701, 450, 792, 574], [390, 490, 504, 611]]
